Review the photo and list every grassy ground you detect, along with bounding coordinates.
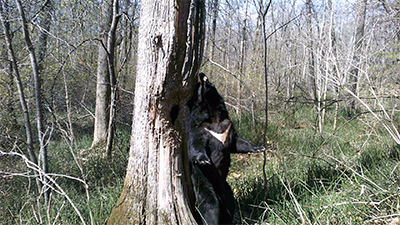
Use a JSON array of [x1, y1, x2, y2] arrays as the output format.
[[229, 106, 400, 224], [1, 105, 399, 224], [0, 127, 130, 225]]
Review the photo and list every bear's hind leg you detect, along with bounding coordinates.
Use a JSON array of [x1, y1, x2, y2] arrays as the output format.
[[196, 193, 219, 225], [191, 164, 220, 225]]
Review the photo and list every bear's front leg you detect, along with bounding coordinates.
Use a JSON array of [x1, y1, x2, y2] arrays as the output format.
[[189, 131, 212, 165], [233, 136, 265, 153]]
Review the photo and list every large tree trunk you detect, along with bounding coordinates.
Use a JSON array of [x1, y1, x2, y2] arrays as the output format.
[[105, 0, 205, 224]]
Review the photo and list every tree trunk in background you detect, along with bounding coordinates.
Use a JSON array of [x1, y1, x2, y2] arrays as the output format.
[[120, 0, 137, 86], [209, 0, 219, 76], [105, 0, 205, 223], [236, 0, 248, 127], [306, 0, 316, 101], [0, 2, 40, 190], [37, 0, 53, 166], [325, 0, 340, 132], [259, 0, 271, 192], [37, 0, 51, 77], [0, 3, 17, 129], [15, 0, 49, 204], [104, 0, 120, 157], [92, 0, 113, 149], [350, 0, 367, 110]]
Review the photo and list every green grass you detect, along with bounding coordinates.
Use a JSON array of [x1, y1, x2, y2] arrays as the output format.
[[228, 105, 400, 224], [0, 124, 130, 225], [1, 104, 399, 224]]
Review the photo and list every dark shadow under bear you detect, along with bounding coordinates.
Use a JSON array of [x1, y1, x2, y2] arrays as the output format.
[[187, 73, 265, 224]]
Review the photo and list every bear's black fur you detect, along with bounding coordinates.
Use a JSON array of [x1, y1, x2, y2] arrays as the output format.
[[187, 73, 265, 224]]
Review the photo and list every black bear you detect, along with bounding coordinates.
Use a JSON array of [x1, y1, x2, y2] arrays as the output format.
[[187, 73, 265, 224]]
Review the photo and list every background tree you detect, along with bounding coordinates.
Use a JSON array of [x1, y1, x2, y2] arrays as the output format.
[[256, 0, 271, 192], [15, 0, 50, 204], [0, 1, 17, 130], [0, 0, 39, 190], [92, 0, 120, 154], [208, 0, 219, 76], [349, 0, 367, 110]]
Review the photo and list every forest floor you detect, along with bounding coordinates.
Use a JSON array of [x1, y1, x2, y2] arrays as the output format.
[[229, 105, 400, 225], [1, 105, 399, 224]]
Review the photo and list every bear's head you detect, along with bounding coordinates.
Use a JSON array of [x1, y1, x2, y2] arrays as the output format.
[[187, 73, 231, 130], [188, 73, 226, 111]]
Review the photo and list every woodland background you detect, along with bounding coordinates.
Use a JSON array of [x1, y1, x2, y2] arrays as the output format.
[[0, 0, 399, 224]]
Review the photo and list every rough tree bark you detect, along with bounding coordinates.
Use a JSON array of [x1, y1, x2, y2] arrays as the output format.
[[105, 0, 205, 224]]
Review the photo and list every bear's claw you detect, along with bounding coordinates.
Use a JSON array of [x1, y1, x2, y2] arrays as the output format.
[[194, 154, 212, 165]]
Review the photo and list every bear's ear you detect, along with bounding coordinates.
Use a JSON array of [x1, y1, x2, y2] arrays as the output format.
[[187, 73, 208, 108], [198, 73, 208, 83], [197, 73, 208, 103]]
